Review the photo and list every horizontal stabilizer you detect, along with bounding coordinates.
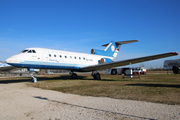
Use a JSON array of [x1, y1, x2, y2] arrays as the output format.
[[102, 40, 138, 47]]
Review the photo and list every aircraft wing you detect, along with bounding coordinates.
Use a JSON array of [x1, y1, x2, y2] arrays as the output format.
[[0, 65, 16, 71], [80, 52, 178, 72]]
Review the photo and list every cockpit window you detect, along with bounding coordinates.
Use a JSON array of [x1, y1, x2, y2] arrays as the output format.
[[27, 50, 32, 53], [21, 49, 36, 53], [21, 49, 28, 53], [32, 50, 36, 53]]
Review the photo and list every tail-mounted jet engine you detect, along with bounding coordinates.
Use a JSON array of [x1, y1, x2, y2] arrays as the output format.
[[99, 58, 113, 64], [91, 49, 105, 55]]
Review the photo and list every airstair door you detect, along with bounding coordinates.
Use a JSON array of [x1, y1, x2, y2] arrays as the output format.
[[42, 53, 48, 64]]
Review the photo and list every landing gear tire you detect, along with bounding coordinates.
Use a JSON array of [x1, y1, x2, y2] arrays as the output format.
[[111, 69, 117, 75], [93, 73, 101, 80], [172, 66, 179, 74], [71, 73, 77, 79]]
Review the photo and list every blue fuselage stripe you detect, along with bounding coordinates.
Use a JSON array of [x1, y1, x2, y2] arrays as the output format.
[[8, 61, 88, 71]]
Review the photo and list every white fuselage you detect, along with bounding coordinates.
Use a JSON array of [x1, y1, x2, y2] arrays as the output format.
[[6, 48, 113, 72]]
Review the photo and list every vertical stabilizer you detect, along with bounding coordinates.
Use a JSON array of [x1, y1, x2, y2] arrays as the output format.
[[102, 41, 120, 59]]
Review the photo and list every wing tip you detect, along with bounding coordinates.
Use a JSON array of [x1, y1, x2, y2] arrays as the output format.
[[170, 52, 178, 55]]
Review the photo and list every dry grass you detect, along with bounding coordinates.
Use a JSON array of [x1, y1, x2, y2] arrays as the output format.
[[26, 73, 180, 105]]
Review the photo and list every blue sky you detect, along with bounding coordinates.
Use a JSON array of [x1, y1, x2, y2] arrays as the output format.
[[0, 0, 180, 68]]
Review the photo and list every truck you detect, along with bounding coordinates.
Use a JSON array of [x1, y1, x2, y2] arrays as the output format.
[[163, 59, 180, 74], [105, 67, 130, 75], [105, 67, 147, 75], [132, 67, 147, 75]]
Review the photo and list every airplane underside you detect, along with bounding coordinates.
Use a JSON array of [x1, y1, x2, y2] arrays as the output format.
[[8, 62, 101, 82], [9, 62, 92, 71]]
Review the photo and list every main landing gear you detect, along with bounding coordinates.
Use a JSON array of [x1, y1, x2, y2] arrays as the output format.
[[70, 71, 101, 80], [92, 71, 101, 80], [71, 72, 78, 79]]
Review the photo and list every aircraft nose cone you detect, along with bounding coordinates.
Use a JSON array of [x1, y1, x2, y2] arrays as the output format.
[[5, 55, 19, 64], [5, 58, 11, 63], [5, 57, 13, 63], [6, 54, 24, 64]]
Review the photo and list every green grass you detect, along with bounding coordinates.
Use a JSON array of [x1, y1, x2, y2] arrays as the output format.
[[26, 74, 180, 105]]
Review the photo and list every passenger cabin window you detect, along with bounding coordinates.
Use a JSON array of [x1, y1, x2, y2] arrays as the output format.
[[60, 55, 62, 58], [49, 54, 51, 57], [54, 55, 56, 57], [65, 56, 67, 58]]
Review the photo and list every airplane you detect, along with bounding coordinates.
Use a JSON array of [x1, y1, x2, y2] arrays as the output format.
[[0, 61, 15, 71], [5, 40, 178, 82], [0, 61, 39, 75]]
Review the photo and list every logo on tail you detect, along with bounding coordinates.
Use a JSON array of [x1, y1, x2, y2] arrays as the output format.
[[111, 45, 115, 52]]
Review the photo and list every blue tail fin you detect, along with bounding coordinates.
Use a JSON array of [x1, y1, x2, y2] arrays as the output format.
[[91, 41, 119, 58], [91, 40, 138, 58]]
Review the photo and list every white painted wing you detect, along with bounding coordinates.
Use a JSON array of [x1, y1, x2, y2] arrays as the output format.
[[80, 52, 178, 72]]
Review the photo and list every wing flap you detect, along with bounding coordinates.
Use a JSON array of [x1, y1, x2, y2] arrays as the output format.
[[80, 52, 178, 72]]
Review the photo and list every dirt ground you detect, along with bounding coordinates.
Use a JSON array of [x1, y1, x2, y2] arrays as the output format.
[[0, 82, 180, 120]]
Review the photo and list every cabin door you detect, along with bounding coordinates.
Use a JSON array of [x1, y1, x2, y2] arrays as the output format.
[[42, 53, 48, 64]]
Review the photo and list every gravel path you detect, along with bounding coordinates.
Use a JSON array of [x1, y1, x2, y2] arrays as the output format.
[[0, 83, 179, 120]]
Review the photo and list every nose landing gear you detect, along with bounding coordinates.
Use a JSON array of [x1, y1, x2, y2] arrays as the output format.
[[30, 72, 37, 83], [31, 75, 37, 83]]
